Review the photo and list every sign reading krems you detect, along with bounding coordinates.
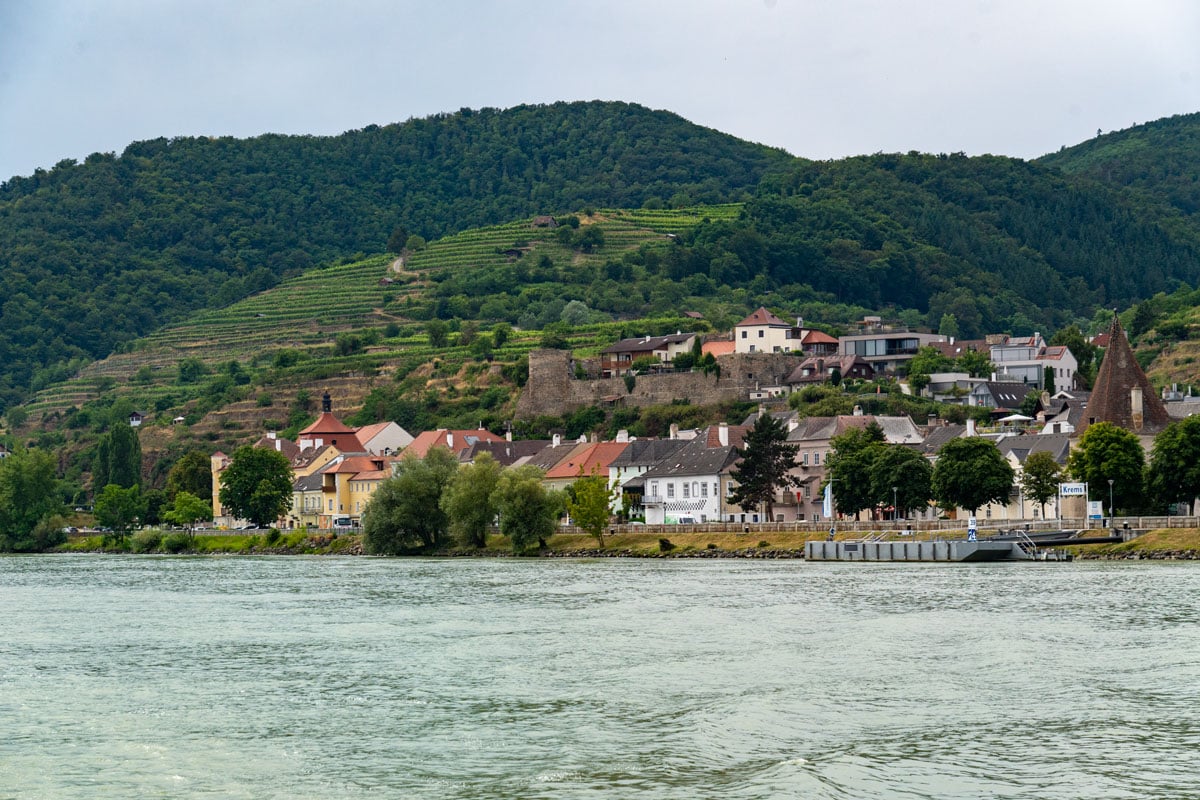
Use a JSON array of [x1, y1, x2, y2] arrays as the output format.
[[1059, 482, 1087, 497]]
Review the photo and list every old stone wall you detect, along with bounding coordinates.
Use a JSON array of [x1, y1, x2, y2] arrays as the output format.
[[515, 349, 803, 418]]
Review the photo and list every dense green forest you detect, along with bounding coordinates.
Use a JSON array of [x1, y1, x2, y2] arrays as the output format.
[[6, 101, 1200, 423], [1039, 113, 1200, 217], [0, 101, 790, 414]]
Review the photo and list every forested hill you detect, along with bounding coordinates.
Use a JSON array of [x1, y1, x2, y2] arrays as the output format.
[[717, 152, 1200, 334], [1037, 113, 1200, 218], [0, 101, 791, 414]]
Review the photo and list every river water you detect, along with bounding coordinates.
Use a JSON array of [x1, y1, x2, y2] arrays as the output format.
[[1, 555, 1197, 799]]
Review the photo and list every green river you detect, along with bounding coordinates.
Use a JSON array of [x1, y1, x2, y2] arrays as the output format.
[[2, 555, 1197, 799]]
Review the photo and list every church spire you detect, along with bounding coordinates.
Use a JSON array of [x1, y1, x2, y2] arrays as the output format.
[[1076, 315, 1169, 436]]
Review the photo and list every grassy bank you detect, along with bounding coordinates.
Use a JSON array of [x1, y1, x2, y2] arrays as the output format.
[[52, 528, 1200, 559]]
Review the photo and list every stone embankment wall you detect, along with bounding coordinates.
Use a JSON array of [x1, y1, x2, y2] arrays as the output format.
[[515, 349, 803, 418]]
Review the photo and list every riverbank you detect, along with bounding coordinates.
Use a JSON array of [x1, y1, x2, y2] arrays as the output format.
[[53, 527, 1200, 558]]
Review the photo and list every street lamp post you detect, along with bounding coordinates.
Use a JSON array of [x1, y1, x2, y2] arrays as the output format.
[[893, 486, 899, 523], [1108, 478, 1115, 528]]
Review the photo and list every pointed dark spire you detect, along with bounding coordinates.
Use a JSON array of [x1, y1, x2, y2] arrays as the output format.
[[1075, 315, 1169, 436], [322, 392, 332, 413]]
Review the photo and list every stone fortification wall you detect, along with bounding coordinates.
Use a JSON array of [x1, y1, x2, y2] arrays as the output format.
[[515, 349, 802, 418]]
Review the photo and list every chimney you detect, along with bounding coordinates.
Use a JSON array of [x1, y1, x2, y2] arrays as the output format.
[[1131, 386, 1144, 431], [553, 433, 561, 447], [322, 392, 332, 413], [718, 422, 729, 446], [967, 418, 976, 436], [788, 418, 799, 432], [267, 431, 276, 440], [616, 429, 629, 443], [505, 429, 512, 442], [446, 431, 454, 450], [928, 413, 937, 426], [578, 435, 587, 443], [590, 432, 597, 443], [669, 423, 679, 440]]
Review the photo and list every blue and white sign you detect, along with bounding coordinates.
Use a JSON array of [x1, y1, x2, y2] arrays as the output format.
[[1059, 482, 1087, 497], [967, 515, 977, 542], [1088, 500, 1104, 520]]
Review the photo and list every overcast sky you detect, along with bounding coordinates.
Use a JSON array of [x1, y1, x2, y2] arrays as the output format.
[[2, 0, 1198, 182]]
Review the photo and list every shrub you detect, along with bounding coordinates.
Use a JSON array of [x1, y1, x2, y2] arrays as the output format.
[[162, 532, 190, 553], [706, 542, 718, 550], [658, 537, 675, 552], [265, 528, 282, 546], [131, 529, 163, 553], [757, 540, 770, 548]]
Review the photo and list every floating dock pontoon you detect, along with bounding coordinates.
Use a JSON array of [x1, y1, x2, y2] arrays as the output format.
[[804, 537, 1074, 562]]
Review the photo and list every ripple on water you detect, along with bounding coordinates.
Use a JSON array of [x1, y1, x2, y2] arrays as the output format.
[[3, 557, 1200, 799]]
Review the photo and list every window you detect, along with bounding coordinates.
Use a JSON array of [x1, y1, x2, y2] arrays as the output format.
[[650, 481, 658, 498], [692, 482, 699, 497], [328, 499, 333, 511], [701, 482, 708, 497], [814, 452, 820, 465], [713, 482, 718, 497], [802, 452, 809, 465], [667, 483, 675, 498], [683, 483, 690, 498], [758, 330, 764, 338], [741, 331, 747, 339]]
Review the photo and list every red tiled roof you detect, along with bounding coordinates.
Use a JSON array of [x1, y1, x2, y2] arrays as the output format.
[[702, 340, 736, 357], [407, 428, 505, 458], [800, 329, 838, 345], [735, 306, 789, 328], [544, 441, 631, 479]]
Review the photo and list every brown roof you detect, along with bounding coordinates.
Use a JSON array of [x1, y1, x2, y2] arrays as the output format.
[[298, 412, 365, 452], [800, 329, 839, 346], [1076, 315, 1170, 436], [252, 434, 299, 460], [735, 307, 790, 328]]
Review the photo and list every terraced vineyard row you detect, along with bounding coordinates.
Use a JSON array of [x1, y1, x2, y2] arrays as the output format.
[[20, 207, 734, 425]]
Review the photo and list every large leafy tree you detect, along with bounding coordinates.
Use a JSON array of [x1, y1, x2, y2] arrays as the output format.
[[94, 484, 147, 546], [932, 437, 1015, 515], [729, 414, 799, 521], [218, 446, 294, 528], [92, 423, 142, 491], [956, 350, 994, 379], [493, 465, 563, 553], [0, 448, 65, 552], [824, 423, 887, 519], [362, 447, 458, 554], [1067, 422, 1145, 515], [163, 491, 213, 544], [441, 452, 501, 549], [166, 450, 213, 502], [568, 470, 616, 548], [869, 445, 933, 520], [1019, 451, 1062, 519], [1147, 416, 1200, 511]]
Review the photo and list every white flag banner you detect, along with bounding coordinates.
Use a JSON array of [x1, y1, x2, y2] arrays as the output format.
[[822, 483, 833, 518]]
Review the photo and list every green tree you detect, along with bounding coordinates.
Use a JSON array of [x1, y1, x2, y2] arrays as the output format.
[[729, 414, 800, 521], [1019, 390, 1042, 417], [1019, 451, 1062, 519], [1147, 416, 1200, 512], [932, 437, 1015, 514], [166, 450, 213, 502], [441, 452, 501, 548], [94, 483, 147, 546], [362, 447, 458, 553], [956, 349, 994, 378], [567, 469, 616, 547], [386, 224, 409, 254], [938, 313, 960, 339], [1051, 324, 1097, 386], [1043, 365, 1056, 395], [491, 322, 513, 347], [907, 346, 952, 376], [493, 465, 563, 553], [218, 446, 294, 527], [178, 357, 207, 384], [825, 423, 886, 519], [1067, 422, 1145, 515], [869, 445, 933, 519], [908, 372, 931, 395], [0, 448, 65, 552], [163, 490, 212, 544], [93, 423, 142, 490], [427, 319, 449, 348]]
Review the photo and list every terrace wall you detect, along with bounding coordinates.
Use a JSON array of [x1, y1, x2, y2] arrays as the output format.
[[516, 349, 802, 418]]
